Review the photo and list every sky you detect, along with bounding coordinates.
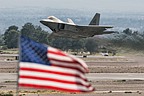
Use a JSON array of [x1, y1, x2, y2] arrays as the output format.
[[0, 0, 144, 13]]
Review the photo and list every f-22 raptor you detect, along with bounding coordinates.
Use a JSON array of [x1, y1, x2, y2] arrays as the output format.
[[40, 13, 115, 38]]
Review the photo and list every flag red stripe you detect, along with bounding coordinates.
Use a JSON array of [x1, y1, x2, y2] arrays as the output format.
[[48, 50, 67, 56], [48, 58, 84, 67], [20, 67, 87, 81], [50, 60, 86, 73], [49, 58, 80, 65], [51, 63, 84, 74], [19, 83, 94, 92], [19, 75, 90, 87], [48, 50, 81, 64], [49, 58, 88, 72]]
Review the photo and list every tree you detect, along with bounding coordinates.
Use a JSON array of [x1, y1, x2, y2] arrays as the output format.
[[70, 39, 85, 52], [21, 23, 50, 44], [123, 28, 132, 35], [21, 23, 36, 38], [51, 38, 71, 50], [85, 38, 98, 54], [4, 25, 19, 48], [109, 28, 144, 50], [0, 35, 4, 47]]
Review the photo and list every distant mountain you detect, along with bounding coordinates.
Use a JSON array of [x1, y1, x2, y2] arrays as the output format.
[[0, 7, 144, 34]]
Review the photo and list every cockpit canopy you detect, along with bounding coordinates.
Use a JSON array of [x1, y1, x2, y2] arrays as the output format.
[[48, 16, 63, 23]]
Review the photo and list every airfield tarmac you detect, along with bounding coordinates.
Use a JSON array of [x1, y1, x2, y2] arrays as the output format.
[[0, 54, 144, 96]]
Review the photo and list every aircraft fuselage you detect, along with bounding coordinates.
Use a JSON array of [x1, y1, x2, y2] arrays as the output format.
[[40, 13, 116, 38]]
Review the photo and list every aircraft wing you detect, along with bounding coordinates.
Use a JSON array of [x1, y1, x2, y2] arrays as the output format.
[[75, 25, 113, 32], [77, 25, 113, 28], [74, 25, 115, 36], [48, 24, 116, 38]]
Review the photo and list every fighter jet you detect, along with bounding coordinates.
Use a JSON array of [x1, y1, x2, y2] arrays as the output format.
[[40, 13, 115, 38]]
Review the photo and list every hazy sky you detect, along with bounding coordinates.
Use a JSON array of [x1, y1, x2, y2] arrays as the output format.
[[0, 0, 144, 12]]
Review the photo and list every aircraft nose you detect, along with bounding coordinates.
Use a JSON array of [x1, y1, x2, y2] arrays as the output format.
[[40, 20, 49, 26], [40, 20, 45, 24]]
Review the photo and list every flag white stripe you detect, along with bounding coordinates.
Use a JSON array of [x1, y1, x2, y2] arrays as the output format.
[[19, 70, 89, 86], [20, 62, 86, 79], [69, 55, 88, 70], [48, 53, 73, 62], [48, 46, 61, 53], [19, 78, 93, 91]]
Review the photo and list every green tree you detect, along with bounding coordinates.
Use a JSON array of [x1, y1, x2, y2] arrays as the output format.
[[4, 25, 19, 48], [50, 37, 85, 52], [6, 26, 18, 31], [21, 23, 50, 44], [21, 23, 36, 38], [71, 39, 85, 52], [85, 38, 98, 54], [123, 28, 132, 35], [51, 38, 71, 50], [0, 35, 4, 46], [109, 28, 144, 50]]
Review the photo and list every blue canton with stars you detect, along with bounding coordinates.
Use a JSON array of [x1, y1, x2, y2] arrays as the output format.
[[20, 36, 51, 65]]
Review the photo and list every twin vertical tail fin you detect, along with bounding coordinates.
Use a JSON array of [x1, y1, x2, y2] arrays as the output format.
[[89, 13, 100, 25], [67, 18, 75, 25]]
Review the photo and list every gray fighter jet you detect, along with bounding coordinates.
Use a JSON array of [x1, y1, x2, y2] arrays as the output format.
[[40, 13, 115, 38]]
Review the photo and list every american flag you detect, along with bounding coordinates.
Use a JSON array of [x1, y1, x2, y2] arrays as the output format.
[[18, 36, 94, 92]]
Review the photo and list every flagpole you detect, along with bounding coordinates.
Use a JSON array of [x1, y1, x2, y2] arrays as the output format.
[[16, 33, 21, 96]]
